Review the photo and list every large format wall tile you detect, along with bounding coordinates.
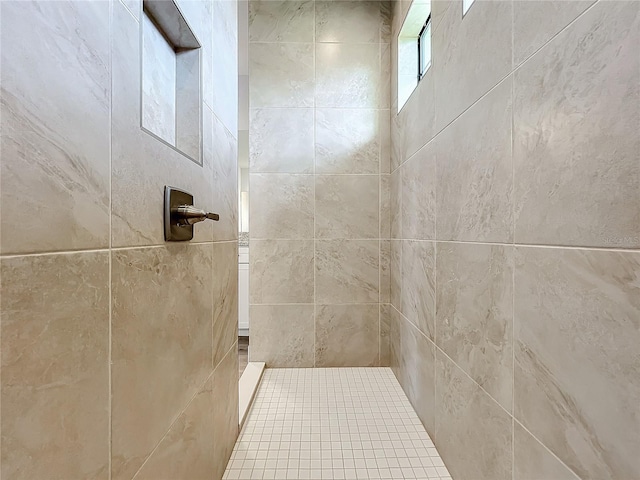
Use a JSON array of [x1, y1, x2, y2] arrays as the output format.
[[380, 304, 391, 366], [250, 43, 314, 107], [111, 245, 213, 480], [250, 174, 314, 239], [316, 1, 385, 43], [250, 239, 314, 303], [513, 1, 640, 248], [513, 0, 595, 66], [436, 78, 513, 243], [316, 239, 379, 304], [401, 240, 435, 340], [250, 108, 314, 173], [133, 378, 215, 480], [0, 0, 110, 254], [316, 43, 382, 108], [401, 142, 436, 240], [436, 242, 513, 412], [211, 0, 239, 134], [1, 252, 109, 480], [111, 5, 216, 247], [250, 305, 315, 367], [210, 111, 239, 242], [390, 168, 402, 239], [380, 239, 390, 303], [249, 0, 314, 42], [315, 304, 380, 367], [380, 174, 391, 239], [315, 175, 379, 239], [432, 0, 512, 130], [436, 351, 513, 480], [390, 239, 402, 310], [514, 423, 580, 480], [315, 109, 381, 174], [398, 318, 436, 437], [212, 242, 239, 370], [212, 345, 239, 480], [514, 247, 640, 479]]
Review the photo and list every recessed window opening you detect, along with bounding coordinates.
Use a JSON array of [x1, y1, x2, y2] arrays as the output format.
[[463, 0, 476, 16], [417, 15, 431, 81], [397, 0, 431, 112]]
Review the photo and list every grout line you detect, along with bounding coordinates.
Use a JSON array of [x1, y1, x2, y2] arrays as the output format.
[[131, 341, 237, 480], [312, 0, 317, 369], [108, 2, 114, 478]]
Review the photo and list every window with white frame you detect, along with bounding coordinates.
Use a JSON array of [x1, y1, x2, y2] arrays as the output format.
[[397, 0, 431, 111]]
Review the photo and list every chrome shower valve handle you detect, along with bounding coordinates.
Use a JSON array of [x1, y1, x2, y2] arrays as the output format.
[[172, 205, 220, 226]]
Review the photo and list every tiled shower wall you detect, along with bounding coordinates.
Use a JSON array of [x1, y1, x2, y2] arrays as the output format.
[[0, 1, 239, 479], [248, 0, 392, 367], [388, 1, 639, 479]]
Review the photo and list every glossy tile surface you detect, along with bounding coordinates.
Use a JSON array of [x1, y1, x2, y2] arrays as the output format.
[[513, 1, 640, 248], [315, 175, 379, 239], [514, 247, 640, 479], [436, 79, 513, 243], [514, 423, 580, 480], [0, 0, 110, 254], [315, 1, 385, 43], [316, 239, 379, 304], [401, 240, 435, 340], [315, 304, 380, 367], [250, 43, 314, 107], [436, 352, 513, 480], [436, 242, 513, 412], [1, 252, 109, 480], [249, 305, 315, 368], [224, 368, 452, 480], [250, 239, 314, 304], [213, 242, 239, 370], [249, 0, 314, 42], [250, 174, 314, 239], [401, 142, 436, 240], [111, 245, 213, 480]]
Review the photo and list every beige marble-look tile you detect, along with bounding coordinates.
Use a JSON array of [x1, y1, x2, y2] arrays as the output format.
[[212, 242, 239, 370], [380, 239, 390, 304], [250, 43, 314, 107], [315, 109, 380, 174], [111, 245, 213, 480], [316, 1, 382, 43], [249, 108, 314, 173], [436, 242, 513, 412], [395, 67, 436, 163], [380, 174, 390, 240], [133, 378, 215, 480], [390, 167, 402, 239], [316, 43, 382, 108], [401, 240, 435, 340], [436, 78, 513, 243], [210, 111, 239, 242], [250, 239, 314, 303], [250, 174, 314, 239], [211, 0, 239, 134], [398, 317, 436, 437], [514, 247, 640, 480], [1, 252, 109, 480], [514, 423, 580, 480], [316, 239, 379, 304], [513, 0, 595, 66], [513, 1, 640, 248], [212, 345, 239, 480], [315, 175, 380, 239], [433, 0, 512, 131], [0, 0, 110, 254], [380, 304, 391, 366], [249, 305, 315, 367], [401, 142, 436, 241], [380, 110, 391, 174], [121, 0, 141, 20], [379, 43, 391, 110], [390, 239, 402, 310], [436, 351, 513, 480], [388, 306, 402, 377], [111, 4, 216, 247], [380, 1, 392, 43], [249, 0, 314, 42], [315, 304, 379, 367]]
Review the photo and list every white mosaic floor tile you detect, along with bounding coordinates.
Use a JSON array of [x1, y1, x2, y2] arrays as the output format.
[[223, 368, 452, 480]]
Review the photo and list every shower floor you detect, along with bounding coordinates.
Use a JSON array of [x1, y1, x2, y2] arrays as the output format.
[[223, 368, 451, 480]]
